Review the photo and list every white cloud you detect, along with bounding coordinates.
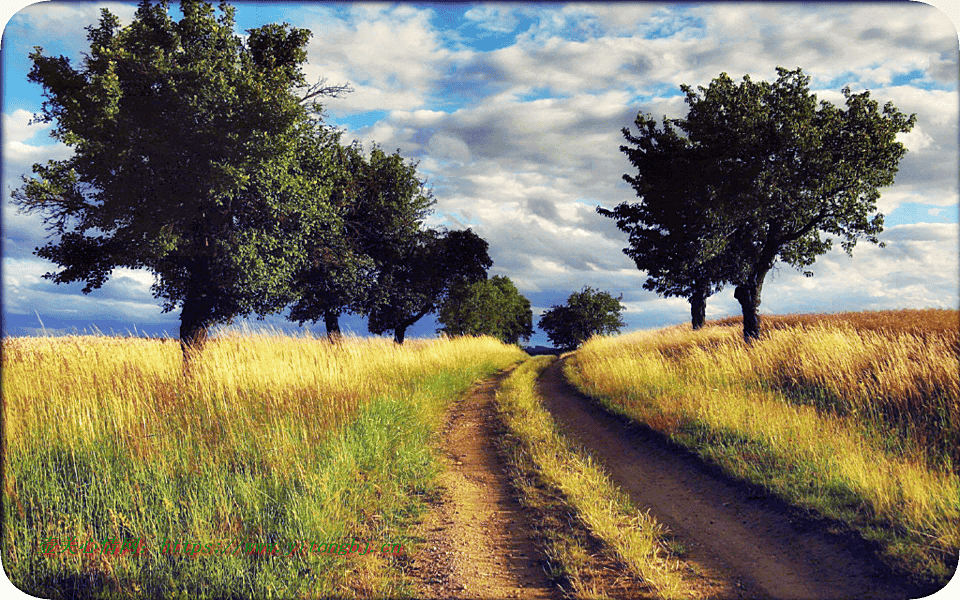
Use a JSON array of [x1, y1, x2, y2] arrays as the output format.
[[426, 133, 471, 163], [304, 4, 471, 115], [897, 127, 936, 154], [463, 5, 518, 34], [2, 109, 49, 144], [6, 2, 138, 63]]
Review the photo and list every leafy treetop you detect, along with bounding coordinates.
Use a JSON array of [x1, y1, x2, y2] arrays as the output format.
[[538, 287, 625, 350], [14, 0, 345, 357]]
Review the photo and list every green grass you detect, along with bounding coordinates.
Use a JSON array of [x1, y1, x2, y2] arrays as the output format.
[[3, 333, 525, 598]]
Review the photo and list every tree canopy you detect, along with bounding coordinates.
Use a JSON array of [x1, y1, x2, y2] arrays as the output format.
[[538, 287, 625, 350], [368, 228, 492, 344], [13, 0, 347, 360], [599, 115, 732, 329], [288, 142, 433, 339], [437, 275, 533, 345], [602, 67, 915, 340]]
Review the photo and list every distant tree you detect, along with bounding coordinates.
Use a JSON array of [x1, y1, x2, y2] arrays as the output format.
[[599, 116, 732, 329], [438, 275, 533, 344], [289, 143, 431, 340], [12, 0, 349, 365], [538, 287, 625, 350], [368, 228, 492, 344]]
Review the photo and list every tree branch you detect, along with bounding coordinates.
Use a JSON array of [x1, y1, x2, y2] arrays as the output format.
[[299, 77, 354, 104]]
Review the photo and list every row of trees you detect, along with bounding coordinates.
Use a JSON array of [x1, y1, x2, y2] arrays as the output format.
[[436, 283, 625, 351], [13, 0, 495, 363], [287, 141, 492, 344], [601, 67, 915, 340], [25, 5, 900, 357]]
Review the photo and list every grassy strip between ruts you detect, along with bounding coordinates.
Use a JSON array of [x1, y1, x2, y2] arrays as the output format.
[[494, 355, 693, 600], [3, 333, 525, 599], [565, 318, 959, 593]]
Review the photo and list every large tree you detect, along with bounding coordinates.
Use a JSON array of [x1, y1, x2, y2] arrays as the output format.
[[685, 68, 915, 339], [368, 228, 492, 344], [604, 67, 915, 340], [13, 0, 347, 361], [599, 115, 733, 329], [538, 287, 625, 351], [437, 275, 533, 344]]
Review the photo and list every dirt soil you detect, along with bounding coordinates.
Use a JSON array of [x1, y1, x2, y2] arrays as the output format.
[[407, 367, 556, 600], [538, 356, 918, 600]]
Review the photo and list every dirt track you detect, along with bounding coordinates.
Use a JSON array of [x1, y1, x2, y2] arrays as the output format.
[[538, 356, 915, 600], [407, 367, 555, 599], [407, 359, 918, 599]]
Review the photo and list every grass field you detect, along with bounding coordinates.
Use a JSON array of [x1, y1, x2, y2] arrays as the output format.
[[2, 331, 525, 599], [565, 309, 959, 590]]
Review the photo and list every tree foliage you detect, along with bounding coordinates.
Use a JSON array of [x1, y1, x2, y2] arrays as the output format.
[[437, 275, 533, 345], [538, 287, 625, 350], [12, 0, 344, 359], [288, 142, 432, 339], [599, 116, 732, 329], [602, 67, 915, 340], [368, 228, 492, 344]]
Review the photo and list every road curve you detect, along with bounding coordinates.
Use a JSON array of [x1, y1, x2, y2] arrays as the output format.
[[537, 357, 916, 600]]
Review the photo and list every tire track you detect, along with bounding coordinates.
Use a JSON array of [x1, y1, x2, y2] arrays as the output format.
[[408, 367, 555, 600], [537, 357, 915, 600]]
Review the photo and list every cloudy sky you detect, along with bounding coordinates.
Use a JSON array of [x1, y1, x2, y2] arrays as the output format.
[[2, 1, 958, 344]]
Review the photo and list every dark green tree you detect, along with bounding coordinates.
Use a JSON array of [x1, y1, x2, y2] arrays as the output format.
[[368, 228, 492, 344], [602, 67, 915, 340], [599, 115, 733, 329], [288, 142, 430, 340], [437, 275, 533, 344], [680, 68, 915, 340], [12, 0, 348, 362], [538, 287, 625, 350]]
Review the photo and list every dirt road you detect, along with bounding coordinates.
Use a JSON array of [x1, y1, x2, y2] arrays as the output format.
[[407, 367, 556, 599], [538, 357, 916, 600]]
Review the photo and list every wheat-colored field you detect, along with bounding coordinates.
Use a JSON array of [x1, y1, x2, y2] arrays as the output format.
[[2, 331, 525, 598], [566, 309, 959, 588]]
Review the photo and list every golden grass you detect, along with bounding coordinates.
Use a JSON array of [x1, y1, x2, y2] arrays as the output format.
[[496, 357, 692, 599], [565, 309, 959, 588], [710, 307, 959, 336], [2, 330, 526, 598], [3, 331, 520, 449]]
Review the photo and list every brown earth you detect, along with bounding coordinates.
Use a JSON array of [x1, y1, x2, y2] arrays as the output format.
[[538, 356, 919, 600], [406, 367, 557, 600], [407, 358, 921, 600]]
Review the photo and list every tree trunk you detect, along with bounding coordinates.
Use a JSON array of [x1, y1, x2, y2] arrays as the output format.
[[733, 283, 761, 342], [180, 293, 212, 376], [179, 255, 216, 375], [690, 283, 707, 330], [394, 326, 406, 345], [734, 250, 777, 343], [324, 309, 342, 342]]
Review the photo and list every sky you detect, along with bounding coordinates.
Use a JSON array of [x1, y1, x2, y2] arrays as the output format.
[[1, 1, 958, 346]]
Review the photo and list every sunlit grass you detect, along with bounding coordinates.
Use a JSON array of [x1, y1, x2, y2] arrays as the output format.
[[2, 330, 525, 598], [496, 357, 691, 599], [566, 309, 959, 590]]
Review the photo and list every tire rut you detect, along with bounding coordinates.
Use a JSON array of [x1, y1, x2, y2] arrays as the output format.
[[407, 367, 555, 600], [538, 357, 915, 600]]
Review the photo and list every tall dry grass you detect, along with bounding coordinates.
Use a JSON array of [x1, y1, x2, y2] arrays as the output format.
[[566, 309, 959, 589], [2, 331, 525, 598]]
